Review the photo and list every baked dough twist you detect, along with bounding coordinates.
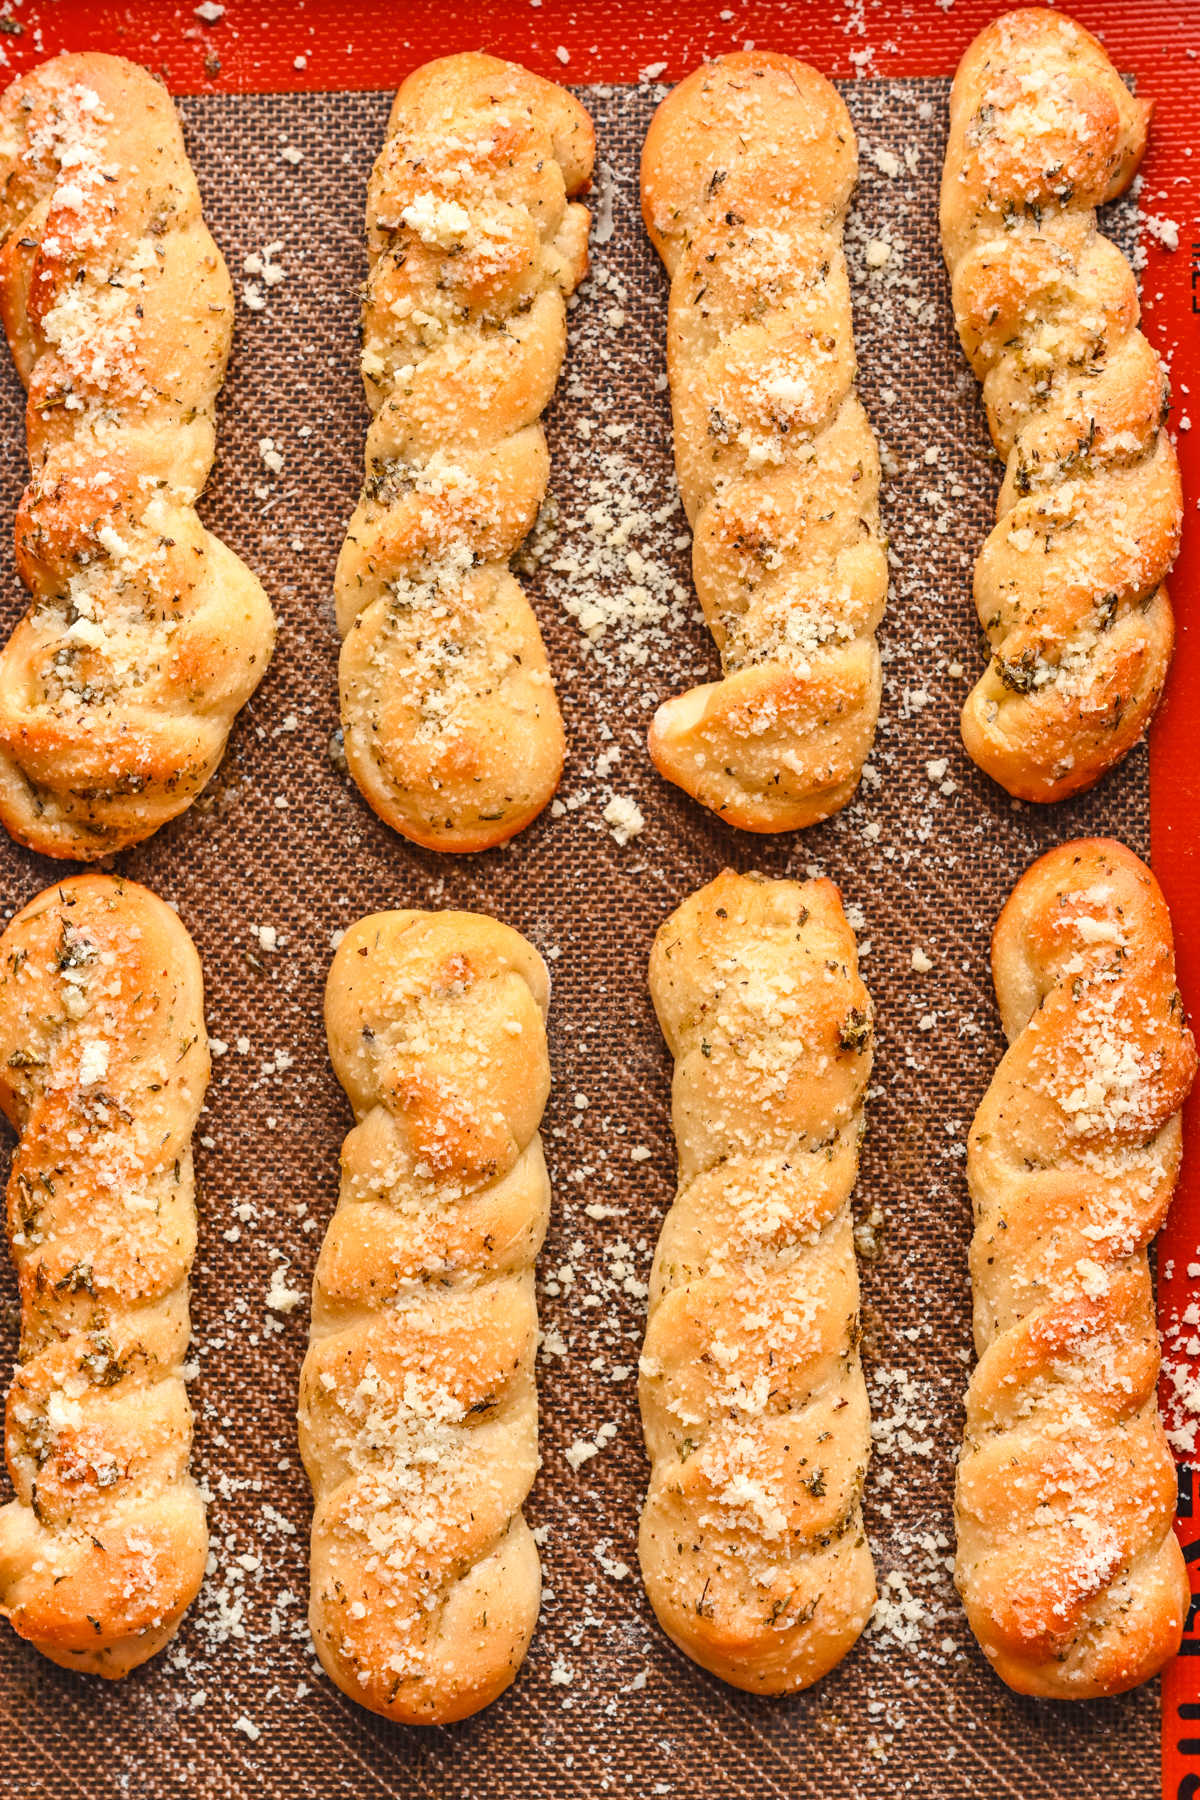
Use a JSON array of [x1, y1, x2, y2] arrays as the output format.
[[640, 54, 886, 832], [942, 10, 1178, 802], [638, 870, 876, 1691], [300, 909, 552, 1723], [0, 53, 276, 860], [958, 839, 1196, 1697], [0, 874, 209, 1676], [336, 54, 593, 853]]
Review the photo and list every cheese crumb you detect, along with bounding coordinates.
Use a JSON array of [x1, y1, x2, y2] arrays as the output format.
[[78, 1039, 110, 1085], [266, 1267, 305, 1315], [603, 795, 645, 845]]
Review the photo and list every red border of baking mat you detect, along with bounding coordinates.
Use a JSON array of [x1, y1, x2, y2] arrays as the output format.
[[1, 0, 1197, 1790]]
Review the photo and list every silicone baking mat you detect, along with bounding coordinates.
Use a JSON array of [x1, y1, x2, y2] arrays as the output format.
[[0, 5, 1197, 1798]]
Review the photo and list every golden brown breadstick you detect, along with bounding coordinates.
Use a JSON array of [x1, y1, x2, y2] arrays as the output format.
[[0, 53, 276, 859], [638, 870, 876, 1690], [300, 909, 551, 1722], [942, 10, 1177, 801], [0, 875, 209, 1675], [337, 54, 593, 852], [640, 54, 887, 832], [958, 839, 1195, 1696]]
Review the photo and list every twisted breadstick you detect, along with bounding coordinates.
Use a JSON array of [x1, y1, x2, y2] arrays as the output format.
[[640, 55, 886, 833], [942, 11, 1178, 802], [0, 53, 276, 860], [638, 870, 876, 1691], [300, 909, 551, 1723], [959, 839, 1195, 1697], [0, 875, 209, 1676], [336, 55, 592, 853]]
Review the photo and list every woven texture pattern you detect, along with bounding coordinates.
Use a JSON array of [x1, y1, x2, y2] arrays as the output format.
[[0, 78, 1156, 1799]]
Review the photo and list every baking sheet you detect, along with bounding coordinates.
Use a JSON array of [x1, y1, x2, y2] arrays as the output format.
[[0, 75, 1158, 1799]]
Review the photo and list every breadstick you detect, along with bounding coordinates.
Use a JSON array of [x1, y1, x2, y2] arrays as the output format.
[[0, 875, 209, 1675], [0, 53, 276, 860], [958, 839, 1195, 1697], [638, 870, 876, 1691], [337, 54, 593, 853], [640, 54, 887, 832], [942, 10, 1177, 801], [300, 909, 551, 1722]]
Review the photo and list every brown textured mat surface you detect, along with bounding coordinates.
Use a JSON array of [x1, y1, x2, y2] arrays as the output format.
[[0, 77, 1157, 1799]]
